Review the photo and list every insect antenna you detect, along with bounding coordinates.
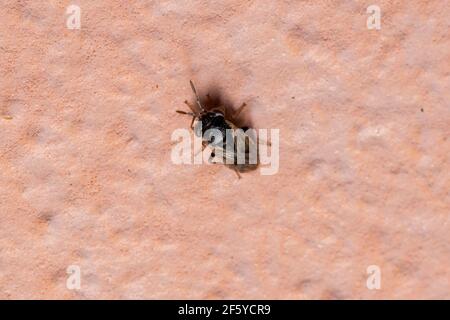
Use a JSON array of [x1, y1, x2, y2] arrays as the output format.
[[190, 80, 205, 113]]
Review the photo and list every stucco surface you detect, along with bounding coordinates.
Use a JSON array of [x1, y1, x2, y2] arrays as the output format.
[[0, 1, 449, 299]]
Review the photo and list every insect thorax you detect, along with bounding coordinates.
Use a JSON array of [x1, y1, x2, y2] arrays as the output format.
[[194, 112, 231, 138]]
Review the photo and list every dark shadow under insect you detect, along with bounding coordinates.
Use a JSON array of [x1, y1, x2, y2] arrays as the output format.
[[176, 80, 261, 178]]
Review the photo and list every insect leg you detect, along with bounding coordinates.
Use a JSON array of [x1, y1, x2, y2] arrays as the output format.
[[232, 102, 247, 119], [176, 110, 197, 129], [176, 110, 196, 116], [258, 137, 272, 146], [194, 142, 207, 157], [233, 168, 242, 179], [184, 100, 198, 113]]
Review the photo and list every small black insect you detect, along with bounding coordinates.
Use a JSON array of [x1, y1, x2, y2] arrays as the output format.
[[176, 80, 261, 178]]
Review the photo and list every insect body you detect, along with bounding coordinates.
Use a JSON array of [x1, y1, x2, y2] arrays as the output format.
[[176, 80, 259, 178]]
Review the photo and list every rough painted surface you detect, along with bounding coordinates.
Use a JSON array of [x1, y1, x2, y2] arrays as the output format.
[[0, 1, 449, 299]]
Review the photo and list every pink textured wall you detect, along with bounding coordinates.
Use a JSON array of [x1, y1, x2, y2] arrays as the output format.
[[0, 1, 449, 299]]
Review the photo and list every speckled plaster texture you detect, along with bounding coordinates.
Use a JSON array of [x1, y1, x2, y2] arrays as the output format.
[[0, 1, 449, 299]]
